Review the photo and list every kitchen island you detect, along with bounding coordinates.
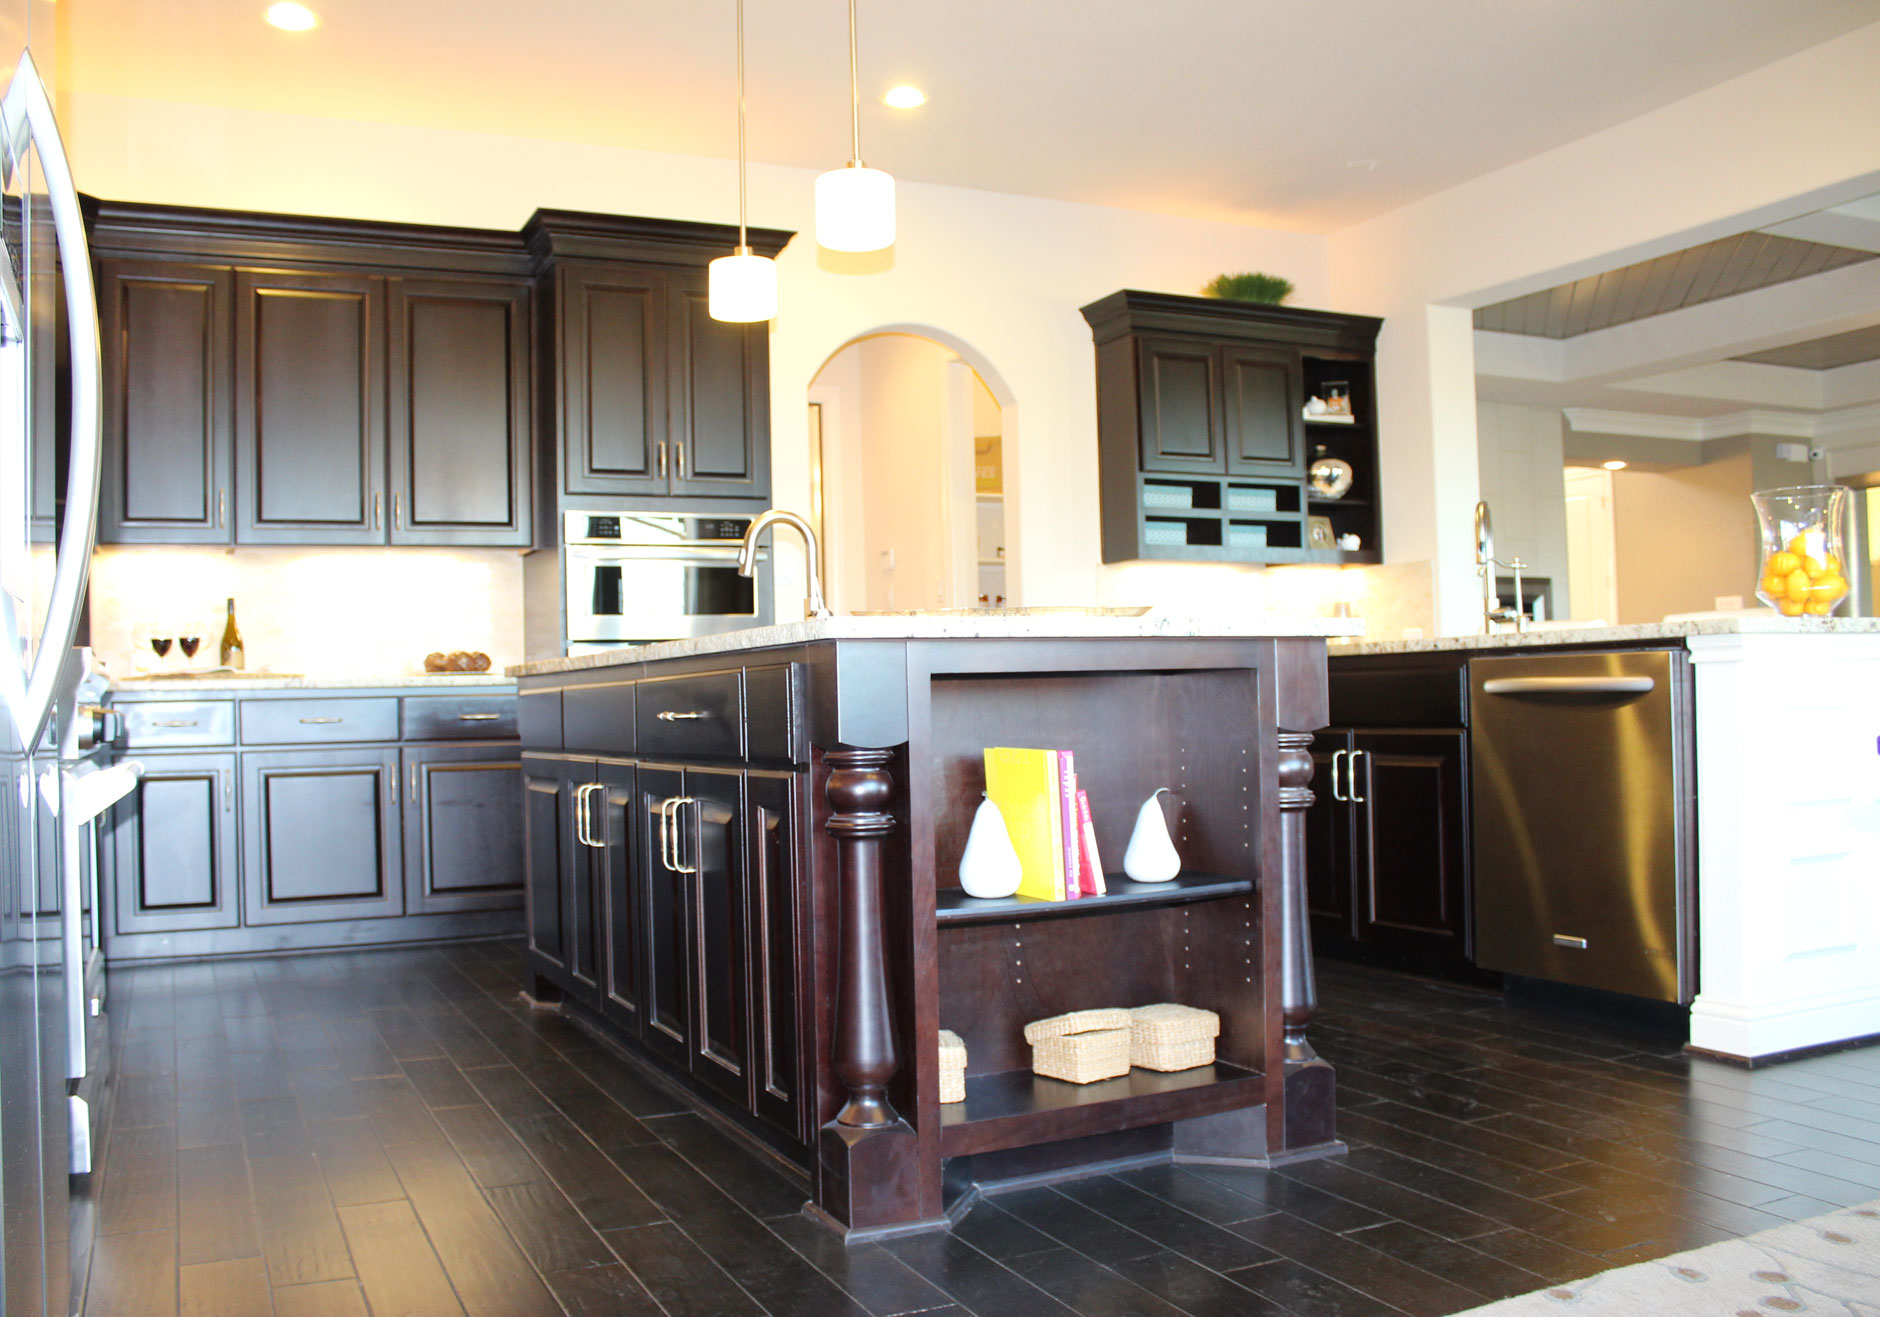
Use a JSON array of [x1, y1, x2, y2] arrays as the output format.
[[1329, 616, 1880, 1063], [511, 615, 1352, 1238]]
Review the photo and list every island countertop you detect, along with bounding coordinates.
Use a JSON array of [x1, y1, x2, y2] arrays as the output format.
[[1332, 614, 1880, 657], [508, 612, 1360, 678]]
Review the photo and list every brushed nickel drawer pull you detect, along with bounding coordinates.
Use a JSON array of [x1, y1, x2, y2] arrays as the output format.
[[373, 493, 382, 529], [1553, 934, 1588, 950], [458, 712, 500, 721], [216, 488, 226, 528], [149, 719, 199, 728], [299, 716, 343, 725], [1483, 676, 1655, 696], [656, 710, 706, 721]]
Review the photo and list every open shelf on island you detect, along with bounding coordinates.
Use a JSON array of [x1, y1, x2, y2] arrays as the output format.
[[935, 870, 1254, 926], [939, 1060, 1264, 1157]]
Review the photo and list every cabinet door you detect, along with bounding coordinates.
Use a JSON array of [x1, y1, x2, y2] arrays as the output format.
[[637, 766, 691, 1067], [387, 277, 532, 547], [241, 747, 402, 924], [1221, 344, 1304, 476], [561, 262, 668, 498], [109, 752, 239, 936], [684, 765, 749, 1105], [1302, 730, 1356, 948], [98, 260, 234, 544], [234, 269, 386, 544], [1135, 335, 1223, 474], [595, 759, 642, 1036], [401, 743, 524, 915], [667, 271, 769, 501], [746, 772, 804, 1140], [1351, 730, 1469, 957], [523, 753, 575, 984]]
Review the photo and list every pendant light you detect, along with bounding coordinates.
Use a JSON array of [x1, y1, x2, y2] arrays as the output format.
[[814, 0, 895, 252], [709, 0, 778, 322]]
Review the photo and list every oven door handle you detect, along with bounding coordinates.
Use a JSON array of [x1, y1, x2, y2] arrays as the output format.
[[566, 545, 764, 564]]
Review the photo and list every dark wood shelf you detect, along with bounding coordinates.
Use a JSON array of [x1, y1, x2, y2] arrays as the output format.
[[1309, 496, 1372, 508], [935, 871, 1253, 926], [939, 1061, 1264, 1157]]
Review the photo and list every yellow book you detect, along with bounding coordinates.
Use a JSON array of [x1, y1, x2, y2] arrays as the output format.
[[982, 747, 1064, 901]]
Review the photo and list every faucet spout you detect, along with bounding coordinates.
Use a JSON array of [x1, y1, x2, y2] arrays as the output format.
[[739, 509, 831, 620]]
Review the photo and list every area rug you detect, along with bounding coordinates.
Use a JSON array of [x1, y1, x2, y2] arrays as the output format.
[[1454, 1198, 1880, 1314]]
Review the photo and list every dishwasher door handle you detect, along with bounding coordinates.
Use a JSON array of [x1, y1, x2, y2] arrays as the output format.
[[1481, 676, 1655, 696]]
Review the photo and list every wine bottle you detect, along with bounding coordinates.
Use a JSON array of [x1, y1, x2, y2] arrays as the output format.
[[219, 597, 245, 669]]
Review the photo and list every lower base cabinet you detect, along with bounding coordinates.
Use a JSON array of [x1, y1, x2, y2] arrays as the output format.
[[111, 752, 240, 936], [242, 747, 404, 925], [404, 743, 528, 915]]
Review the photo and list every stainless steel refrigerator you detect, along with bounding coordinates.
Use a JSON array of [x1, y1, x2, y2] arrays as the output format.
[[0, 42, 105, 1317]]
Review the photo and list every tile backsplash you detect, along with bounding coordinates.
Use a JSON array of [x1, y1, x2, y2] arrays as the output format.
[[90, 546, 527, 679]]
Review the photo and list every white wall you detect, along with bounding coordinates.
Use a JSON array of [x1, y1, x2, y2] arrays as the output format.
[[1476, 401, 1569, 603], [67, 90, 1330, 615], [1331, 22, 1880, 634]]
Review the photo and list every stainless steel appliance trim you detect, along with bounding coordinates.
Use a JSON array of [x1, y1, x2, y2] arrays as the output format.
[[567, 544, 757, 564], [1482, 676, 1655, 696], [1553, 934, 1589, 949]]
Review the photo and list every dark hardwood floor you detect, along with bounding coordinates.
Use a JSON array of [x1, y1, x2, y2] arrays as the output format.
[[78, 944, 1880, 1316]]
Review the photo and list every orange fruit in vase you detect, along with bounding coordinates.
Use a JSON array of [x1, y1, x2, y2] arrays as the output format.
[[1761, 573, 1788, 599], [1825, 553, 1844, 575], [1804, 555, 1828, 580], [1786, 568, 1812, 599], [1787, 533, 1812, 558], [1779, 596, 1807, 615], [1767, 551, 1802, 576], [1815, 574, 1849, 601], [1804, 599, 1833, 615]]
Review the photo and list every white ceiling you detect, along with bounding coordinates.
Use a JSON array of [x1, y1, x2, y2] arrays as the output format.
[[62, 0, 1880, 233]]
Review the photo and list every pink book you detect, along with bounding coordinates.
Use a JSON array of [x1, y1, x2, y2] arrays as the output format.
[[1057, 752, 1081, 899], [1076, 789, 1107, 896]]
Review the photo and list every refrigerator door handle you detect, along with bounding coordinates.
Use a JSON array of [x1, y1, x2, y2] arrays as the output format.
[[0, 52, 103, 752]]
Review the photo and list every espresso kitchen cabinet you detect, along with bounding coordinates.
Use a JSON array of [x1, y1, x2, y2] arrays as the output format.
[[1083, 289, 1381, 566], [522, 753, 605, 1010], [98, 260, 234, 543], [744, 770, 803, 1139], [109, 751, 240, 936]]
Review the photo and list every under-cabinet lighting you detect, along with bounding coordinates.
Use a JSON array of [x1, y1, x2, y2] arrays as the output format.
[[882, 85, 926, 109], [265, 3, 319, 32]]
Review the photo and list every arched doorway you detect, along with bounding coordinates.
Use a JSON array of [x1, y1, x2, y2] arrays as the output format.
[[808, 332, 1010, 613]]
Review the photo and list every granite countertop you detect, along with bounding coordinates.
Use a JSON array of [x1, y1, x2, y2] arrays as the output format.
[[108, 672, 517, 693], [509, 611, 1365, 678], [1334, 615, 1880, 656]]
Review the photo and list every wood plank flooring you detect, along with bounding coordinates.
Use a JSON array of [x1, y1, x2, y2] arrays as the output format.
[[78, 945, 1880, 1316]]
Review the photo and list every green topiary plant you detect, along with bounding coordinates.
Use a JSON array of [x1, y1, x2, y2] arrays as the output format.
[[1201, 272, 1294, 304]]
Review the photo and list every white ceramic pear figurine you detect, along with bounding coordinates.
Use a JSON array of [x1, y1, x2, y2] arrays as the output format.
[[958, 794, 1024, 899], [1122, 788, 1181, 883]]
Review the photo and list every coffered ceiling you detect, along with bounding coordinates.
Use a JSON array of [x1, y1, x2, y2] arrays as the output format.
[[60, 0, 1880, 233]]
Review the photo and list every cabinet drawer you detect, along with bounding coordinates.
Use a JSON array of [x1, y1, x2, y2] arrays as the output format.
[[240, 697, 400, 745], [637, 671, 742, 760], [745, 663, 806, 764], [563, 680, 636, 755], [118, 700, 235, 748], [519, 688, 564, 750], [403, 695, 519, 741]]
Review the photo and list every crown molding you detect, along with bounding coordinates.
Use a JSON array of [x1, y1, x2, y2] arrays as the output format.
[[1563, 403, 1880, 442]]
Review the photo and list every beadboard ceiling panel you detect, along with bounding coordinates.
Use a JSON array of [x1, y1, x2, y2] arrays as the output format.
[[1733, 324, 1880, 370], [1473, 234, 1878, 339]]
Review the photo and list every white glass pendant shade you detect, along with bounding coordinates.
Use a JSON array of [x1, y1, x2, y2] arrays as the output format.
[[708, 248, 776, 323], [958, 795, 1023, 899], [1122, 788, 1181, 883], [815, 162, 895, 252]]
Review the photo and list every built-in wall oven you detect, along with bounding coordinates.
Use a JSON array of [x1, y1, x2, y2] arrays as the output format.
[[564, 510, 772, 650]]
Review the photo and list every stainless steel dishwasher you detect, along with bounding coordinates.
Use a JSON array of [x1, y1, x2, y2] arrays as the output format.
[[1468, 648, 1696, 1004]]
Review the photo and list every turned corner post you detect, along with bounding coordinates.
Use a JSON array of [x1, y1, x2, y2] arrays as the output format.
[[1276, 730, 1319, 1064], [824, 747, 900, 1130]]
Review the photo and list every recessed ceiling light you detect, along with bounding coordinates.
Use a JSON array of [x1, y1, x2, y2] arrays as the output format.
[[265, 3, 319, 32], [882, 85, 927, 110], [1603, 459, 1628, 471]]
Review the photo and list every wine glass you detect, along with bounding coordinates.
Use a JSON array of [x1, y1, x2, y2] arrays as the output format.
[[146, 623, 174, 671], [177, 625, 203, 668]]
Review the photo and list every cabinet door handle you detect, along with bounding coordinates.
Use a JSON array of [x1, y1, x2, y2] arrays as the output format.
[[657, 795, 675, 870], [574, 783, 592, 847], [587, 783, 606, 849], [1349, 749, 1368, 805], [216, 488, 226, 528], [655, 710, 705, 722], [394, 492, 404, 530], [675, 445, 686, 480], [656, 441, 668, 479], [389, 768, 398, 808], [672, 796, 697, 875], [150, 719, 199, 728], [372, 493, 382, 529], [299, 716, 343, 725], [409, 763, 418, 801], [1330, 749, 1347, 803], [222, 771, 232, 813], [458, 712, 500, 722]]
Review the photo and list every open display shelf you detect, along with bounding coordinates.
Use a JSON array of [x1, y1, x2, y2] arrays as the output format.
[[938, 1060, 1265, 1157], [935, 870, 1254, 926]]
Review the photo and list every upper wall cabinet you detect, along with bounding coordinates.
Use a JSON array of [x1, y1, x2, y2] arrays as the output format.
[[526, 210, 791, 520], [93, 201, 535, 549], [1082, 290, 1383, 566]]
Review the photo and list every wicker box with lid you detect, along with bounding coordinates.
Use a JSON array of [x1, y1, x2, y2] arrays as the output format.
[[1128, 1003, 1219, 1072], [1023, 1008, 1132, 1084]]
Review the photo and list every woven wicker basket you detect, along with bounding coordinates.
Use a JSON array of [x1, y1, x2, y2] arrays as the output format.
[[938, 1029, 968, 1104], [1129, 1003, 1219, 1072], [1024, 1008, 1133, 1084]]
